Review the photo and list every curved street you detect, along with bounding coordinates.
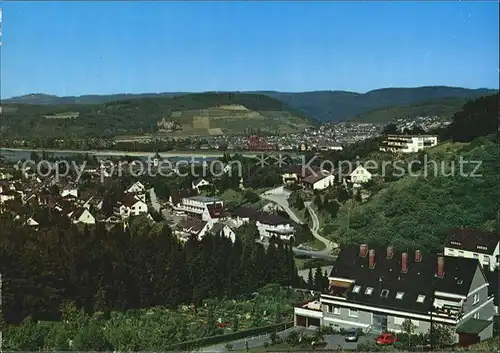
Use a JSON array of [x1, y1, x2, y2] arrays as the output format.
[[261, 187, 337, 258]]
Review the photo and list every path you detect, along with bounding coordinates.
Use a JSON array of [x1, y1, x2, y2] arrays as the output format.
[[261, 187, 337, 257], [149, 187, 161, 213]]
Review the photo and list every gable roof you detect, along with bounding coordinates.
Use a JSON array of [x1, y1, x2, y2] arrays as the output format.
[[206, 203, 224, 218], [328, 245, 480, 315], [170, 189, 198, 205], [303, 170, 333, 185], [446, 228, 498, 254], [122, 194, 145, 208], [232, 207, 292, 226], [177, 217, 208, 235]]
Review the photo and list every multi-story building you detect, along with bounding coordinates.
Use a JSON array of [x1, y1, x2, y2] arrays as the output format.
[[294, 244, 495, 345], [379, 135, 438, 153], [231, 207, 295, 241], [175, 195, 224, 222], [444, 228, 499, 272]]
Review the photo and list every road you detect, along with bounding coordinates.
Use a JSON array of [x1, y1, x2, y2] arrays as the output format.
[[200, 327, 376, 352], [149, 187, 161, 213], [261, 187, 337, 258], [200, 327, 304, 353], [304, 201, 337, 253]]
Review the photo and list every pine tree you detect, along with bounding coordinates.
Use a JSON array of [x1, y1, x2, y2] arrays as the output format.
[[314, 266, 323, 292]]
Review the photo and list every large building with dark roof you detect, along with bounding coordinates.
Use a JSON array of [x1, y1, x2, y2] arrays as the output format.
[[294, 244, 495, 345]]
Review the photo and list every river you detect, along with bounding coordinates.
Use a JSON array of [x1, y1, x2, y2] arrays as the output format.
[[0, 147, 277, 163]]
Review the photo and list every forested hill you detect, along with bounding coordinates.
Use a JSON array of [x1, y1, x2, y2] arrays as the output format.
[[4, 86, 496, 122], [1, 92, 317, 138], [322, 93, 499, 253]]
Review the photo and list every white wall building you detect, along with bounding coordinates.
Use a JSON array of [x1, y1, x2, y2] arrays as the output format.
[[69, 208, 96, 225], [379, 135, 438, 153], [347, 165, 372, 188], [444, 228, 499, 272]]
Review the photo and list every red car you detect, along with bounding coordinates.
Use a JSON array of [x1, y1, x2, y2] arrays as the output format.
[[376, 333, 397, 345]]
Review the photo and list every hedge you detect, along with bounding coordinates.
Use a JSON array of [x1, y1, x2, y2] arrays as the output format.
[[165, 321, 294, 350]]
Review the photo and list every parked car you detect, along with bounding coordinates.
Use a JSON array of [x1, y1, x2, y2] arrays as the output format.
[[344, 328, 359, 342], [376, 333, 397, 345]]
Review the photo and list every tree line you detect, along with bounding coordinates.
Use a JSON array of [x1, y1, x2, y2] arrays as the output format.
[[0, 215, 301, 325]]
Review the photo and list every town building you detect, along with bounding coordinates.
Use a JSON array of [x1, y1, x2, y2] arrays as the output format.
[[294, 244, 496, 345], [444, 228, 499, 272], [379, 135, 438, 153], [232, 207, 295, 241], [118, 195, 148, 218], [344, 165, 372, 188], [174, 195, 224, 222], [302, 171, 335, 191]]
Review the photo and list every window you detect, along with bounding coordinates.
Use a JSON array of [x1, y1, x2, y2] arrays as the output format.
[[473, 293, 479, 305], [334, 307, 341, 315], [473, 253, 479, 259], [396, 292, 404, 300], [448, 249, 455, 253], [348, 309, 358, 318], [394, 317, 404, 325], [380, 289, 390, 298], [365, 287, 374, 295], [352, 285, 361, 293], [416, 295, 426, 303], [484, 255, 490, 263], [458, 251, 464, 257]]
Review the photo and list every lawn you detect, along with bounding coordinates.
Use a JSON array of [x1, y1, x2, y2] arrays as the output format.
[[301, 239, 326, 251]]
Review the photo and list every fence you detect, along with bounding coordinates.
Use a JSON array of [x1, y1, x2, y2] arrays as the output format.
[[164, 321, 294, 351]]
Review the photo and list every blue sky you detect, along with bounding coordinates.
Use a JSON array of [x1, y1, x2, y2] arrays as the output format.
[[1, 1, 498, 98]]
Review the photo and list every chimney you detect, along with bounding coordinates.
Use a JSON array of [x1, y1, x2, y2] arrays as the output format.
[[360, 244, 368, 257], [436, 256, 444, 278], [415, 250, 422, 262], [387, 246, 394, 259], [401, 253, 408, 273], [369, 249, 376, 268]]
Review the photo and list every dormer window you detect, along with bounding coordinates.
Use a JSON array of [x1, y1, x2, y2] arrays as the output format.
[[416, 295, 426, 303], [365, 287, 374, 295], [380, 289, 390, 298], [396, 292, 404, 300], [352, 285, 361, 293]]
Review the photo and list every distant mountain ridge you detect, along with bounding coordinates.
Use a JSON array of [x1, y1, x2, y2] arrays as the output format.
[[3, 86, 497, 122]]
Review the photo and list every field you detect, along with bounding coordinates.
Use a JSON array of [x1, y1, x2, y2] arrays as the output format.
[[161, 106, 312, 136]]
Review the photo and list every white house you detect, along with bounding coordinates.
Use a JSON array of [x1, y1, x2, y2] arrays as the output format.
[[0, 190, 16, 204], [192, 178, 211, 192], [69, 208, 96, 225], [302, 171, 336, 191], [60, 184, 79, 198], [126, 181, 146, 194], [444, 228, 499, 272], [175, 196, 224, 221], [25, 217, 40, 227], [347, 165, 372, 188], [379, 135, 438, 153], [232, 207, 295, 242], [174, 217, 213, 242], [119, 196, 148, 218]]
